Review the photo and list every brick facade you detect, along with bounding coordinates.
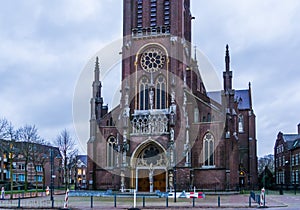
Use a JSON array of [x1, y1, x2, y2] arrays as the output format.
[[87, 0, 258, 192]]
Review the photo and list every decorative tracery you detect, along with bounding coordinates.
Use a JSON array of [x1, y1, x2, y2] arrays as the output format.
[[203, 133, 214, 167], [107, 136, 117, 167], [155, 75, 166, 109], [136, 144, 167, 167], [140, 48, 165, 72], [139, 76, 150, 110]]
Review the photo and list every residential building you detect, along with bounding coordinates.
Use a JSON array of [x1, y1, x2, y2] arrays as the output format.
[[274, 123, 300, 188], [0, 139, 62, 190]]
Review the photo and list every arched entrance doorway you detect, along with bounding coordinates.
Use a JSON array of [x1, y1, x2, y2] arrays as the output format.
[[131, 140, 168, 192]]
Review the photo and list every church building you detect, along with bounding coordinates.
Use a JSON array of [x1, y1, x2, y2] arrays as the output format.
[[87, 0, 258, 192]]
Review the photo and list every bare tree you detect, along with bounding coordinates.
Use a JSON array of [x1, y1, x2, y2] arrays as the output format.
[[0, 118, 8, 138], [56, 129, 78, 190], [0, 119, 19, 198], [258, 154, 274, 175], [30, 138, 49, 195], [16, 124, 41, 191]]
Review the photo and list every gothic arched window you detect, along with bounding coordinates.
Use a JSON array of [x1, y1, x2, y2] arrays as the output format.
[[203, 133, 214, 167], [107, 136, 116, 167], [238, 114, 244, 133], [155, 75, 166, 109], [139, 76, 150, 110]]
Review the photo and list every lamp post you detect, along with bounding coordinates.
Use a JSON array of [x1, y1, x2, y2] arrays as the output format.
[[294, 170, 296, 195], [173, 165, 177, 203], [50, 148, 54, 203]]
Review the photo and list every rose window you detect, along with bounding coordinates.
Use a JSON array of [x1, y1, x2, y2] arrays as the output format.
[[140, 48, 165, 72]]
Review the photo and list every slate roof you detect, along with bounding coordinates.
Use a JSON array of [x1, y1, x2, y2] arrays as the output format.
[[207, 91, 221, 104], [207, 89, 251, 110], [235, 90, 251, 110], [292, 138, 300, 149], [282, 134, 300, 150], [77, 155, 87, 165]]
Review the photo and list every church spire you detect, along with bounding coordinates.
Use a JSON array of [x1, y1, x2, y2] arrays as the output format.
[[223, 44, 232, 91], [94, 56, 100, 82], [225, 44, 230, 72]]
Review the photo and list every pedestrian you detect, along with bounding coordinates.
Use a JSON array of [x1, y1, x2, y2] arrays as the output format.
[[1, 187, 5, 200], [46, 186, 50, 196]]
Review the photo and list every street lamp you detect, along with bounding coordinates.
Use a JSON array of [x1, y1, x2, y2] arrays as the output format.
[[50, 148, 54, 203], [173, 165, 177, 203]]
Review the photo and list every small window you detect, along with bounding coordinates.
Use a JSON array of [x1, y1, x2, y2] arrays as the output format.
[[194, 108, 199, 123], [18, 174, 25, 182], [35, 175, 43, 182], [207, 113, 211, 122], [19, 164, 25, 170], [36, 165, 43, 172], [238, 114, 244, 133]]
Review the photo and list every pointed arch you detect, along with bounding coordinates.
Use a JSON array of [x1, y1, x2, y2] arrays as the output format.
[[238, 114, 244, 133], [130, 138, 167, 168], [202, 132, 215, 167], [106, 136, 117, 167], [155, 74, 167, 109], [139, 76, 150, 110]]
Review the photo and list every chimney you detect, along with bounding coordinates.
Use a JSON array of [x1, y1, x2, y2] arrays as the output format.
[[298, 123, 300, 134]]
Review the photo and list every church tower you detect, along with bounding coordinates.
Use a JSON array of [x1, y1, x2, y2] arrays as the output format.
[[117, 0, 195, 192]]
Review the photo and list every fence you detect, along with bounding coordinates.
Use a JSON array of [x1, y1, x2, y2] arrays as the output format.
[[0, 198, 64, 209]]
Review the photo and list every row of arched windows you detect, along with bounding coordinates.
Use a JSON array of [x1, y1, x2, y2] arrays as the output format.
[[139, 75, 167, 110], [193, 108, 214, 123], [105, 132, 215, 168]]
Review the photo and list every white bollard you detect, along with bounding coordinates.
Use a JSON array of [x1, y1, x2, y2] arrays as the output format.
[[134, 189, 136, 208], [64, 189, 69, 209], [260, 187, 265, 207]]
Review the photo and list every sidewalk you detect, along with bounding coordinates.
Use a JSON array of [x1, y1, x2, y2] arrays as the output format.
[[0, 193, 295, 209], [67, 194, 289, 209]]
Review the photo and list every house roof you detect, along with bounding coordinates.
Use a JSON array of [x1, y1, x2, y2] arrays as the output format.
[[77, 155, 87, 165], [282, 134, 300, 150], [207, 89, 251, 110], [292, 138, 300, 150]]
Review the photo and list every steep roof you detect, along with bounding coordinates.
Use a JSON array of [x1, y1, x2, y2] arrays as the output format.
[[291, 138, 300, 150], [207, 91, 221, 104], [235, 89, 251, 110], [77, 155, 87, 165], [207, 89, 251, 110], [282, 134, 300, 150]]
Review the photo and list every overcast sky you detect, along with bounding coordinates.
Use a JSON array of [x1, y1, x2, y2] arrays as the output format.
[[0, 0, 299, 157]]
